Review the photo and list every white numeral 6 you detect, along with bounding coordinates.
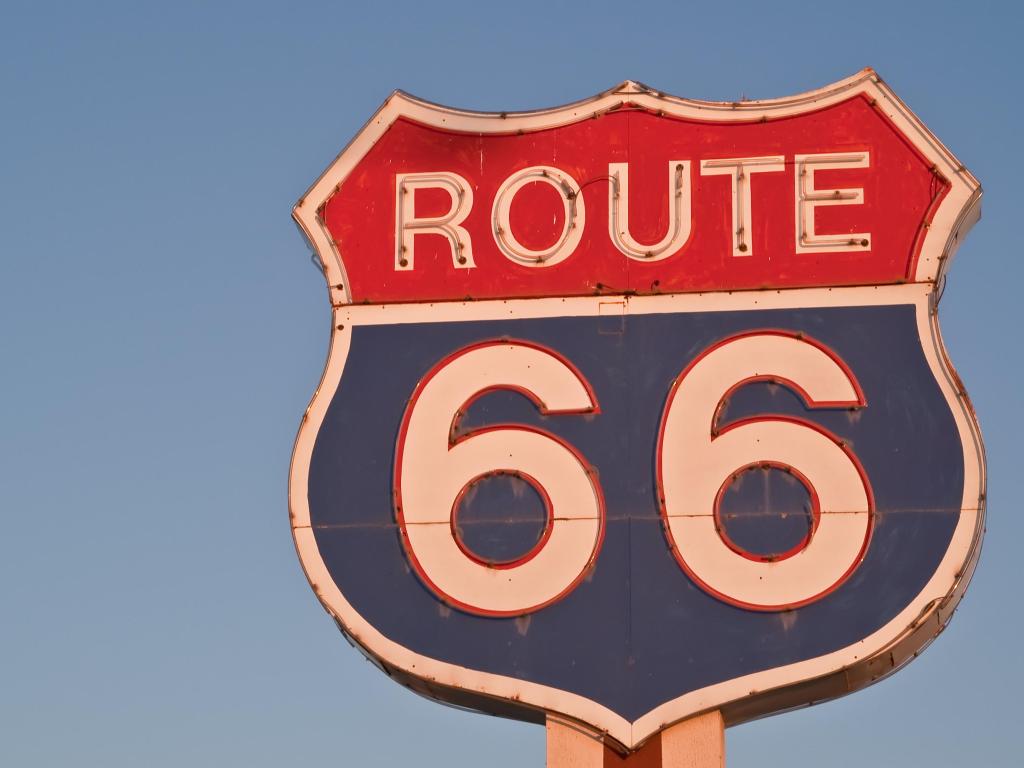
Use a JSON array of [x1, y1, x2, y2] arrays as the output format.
[[659, 331, 872, 610], [395, 341, 604, 617]]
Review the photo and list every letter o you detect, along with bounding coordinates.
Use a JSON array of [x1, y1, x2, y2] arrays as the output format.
[[491, 166, 585, 267]]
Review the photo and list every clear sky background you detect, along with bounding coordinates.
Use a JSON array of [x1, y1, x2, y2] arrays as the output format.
[[2, 1, 1020, 765]]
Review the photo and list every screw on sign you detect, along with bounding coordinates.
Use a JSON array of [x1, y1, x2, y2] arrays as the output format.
[[289, 70, 985, 767]]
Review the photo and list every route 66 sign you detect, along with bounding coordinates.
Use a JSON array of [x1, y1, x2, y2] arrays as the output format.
[[290, 69, 985, 754]]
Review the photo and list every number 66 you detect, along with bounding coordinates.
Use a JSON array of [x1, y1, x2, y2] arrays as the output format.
[[395, 332, 872, 616]]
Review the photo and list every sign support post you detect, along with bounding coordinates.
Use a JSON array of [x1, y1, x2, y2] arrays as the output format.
[[547, 712, 725, 768]]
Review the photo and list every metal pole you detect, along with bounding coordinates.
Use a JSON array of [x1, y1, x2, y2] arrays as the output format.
[[547, 712, 725, 768]]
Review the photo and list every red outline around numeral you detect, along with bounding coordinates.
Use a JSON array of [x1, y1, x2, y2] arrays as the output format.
[[712, 461, 821, 564], [656, 329, 876, 612], [394, 339, 605, 618], [450, 469, 554, 570]]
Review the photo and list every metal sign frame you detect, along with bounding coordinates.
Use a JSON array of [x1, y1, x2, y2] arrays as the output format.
[[289, 69, 984, 752]]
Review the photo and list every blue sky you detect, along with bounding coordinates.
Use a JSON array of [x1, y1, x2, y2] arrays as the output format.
[[2, 1, 1020, 765]]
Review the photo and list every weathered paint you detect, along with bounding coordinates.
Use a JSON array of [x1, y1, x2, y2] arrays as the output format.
[[290, 70, 984, 752]]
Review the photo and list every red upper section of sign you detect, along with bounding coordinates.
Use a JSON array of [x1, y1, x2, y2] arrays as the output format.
[[321, 95, 946, 303]]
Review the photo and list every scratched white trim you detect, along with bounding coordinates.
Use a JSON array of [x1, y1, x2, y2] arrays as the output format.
[[331, 282, 927, 326], [289, 282, 984, 749]]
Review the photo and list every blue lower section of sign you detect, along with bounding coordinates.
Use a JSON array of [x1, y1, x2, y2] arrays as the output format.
[[308, 303, 963, 722]]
